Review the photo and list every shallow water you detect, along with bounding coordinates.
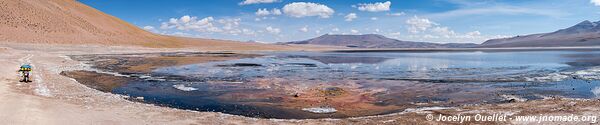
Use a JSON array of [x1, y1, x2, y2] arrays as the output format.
[[110, 50, 600, 119]]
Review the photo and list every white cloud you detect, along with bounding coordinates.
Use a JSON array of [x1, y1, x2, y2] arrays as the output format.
[[242, 28, 256, 35], [370, 17, 378, 20], [159, 15, 257, 37], [387, 12, 406, 16], [218, 18, 242, 35], [350, 29, 359, 34], [357, 1, 391, 12], [400, 16, 503, 43], [256, 8, 282, 16], [282, 2, 335, 18], [160, 16, 219, 32], [143, 26, 155, 31], [255, 8, 271, 16], [332, 28, 340, 32], [431, 27, 455, 38], [592, 0, 600, 6], [272, 8, 282, 15], [266, 26, 281, 34], [164, 32, 194, 37], [466, 31, 481, 36], [239, 0, 279, 5], [344, 13, 357, 21], [405, 16, 437, 33], [180, 15, 192, 23], [299, 26, 308, 32]]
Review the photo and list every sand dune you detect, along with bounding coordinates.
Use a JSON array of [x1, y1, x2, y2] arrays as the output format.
[[0, 0, 301, 51]]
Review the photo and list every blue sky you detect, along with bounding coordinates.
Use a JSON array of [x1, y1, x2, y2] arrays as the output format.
[[79, 0, 600, 43]]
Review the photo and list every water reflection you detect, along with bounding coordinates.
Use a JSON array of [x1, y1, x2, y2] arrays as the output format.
[[593, 87, 600, 98], [118, 51, 600, 118]]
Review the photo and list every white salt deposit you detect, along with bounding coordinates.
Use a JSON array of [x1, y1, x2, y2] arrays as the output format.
[[525, 73, 569, 82], [173, 84, 198, 91], [34, 73, 52, 97], [402, 107, 453, 114], [500, 94, 527, 102], [302, 107, 337, 114], [526, 66, 600, 82]]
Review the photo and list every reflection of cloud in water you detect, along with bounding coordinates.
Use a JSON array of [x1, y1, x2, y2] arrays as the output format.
[[382, 57, 452, 71], [593, 87, 600, 97], [173, 84, 198, 91], [306, 56, 389, 64]]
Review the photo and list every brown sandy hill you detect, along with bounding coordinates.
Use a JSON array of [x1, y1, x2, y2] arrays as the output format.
[[480, 20, 600, 47], [0, 0, 295, 50]]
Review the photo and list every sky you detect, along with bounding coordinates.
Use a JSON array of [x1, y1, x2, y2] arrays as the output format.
[[79, 0, 600, 44]]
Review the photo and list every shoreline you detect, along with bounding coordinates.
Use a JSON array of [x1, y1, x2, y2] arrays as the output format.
[[1, 43, 600, 124], [325, 46, 600, 53]]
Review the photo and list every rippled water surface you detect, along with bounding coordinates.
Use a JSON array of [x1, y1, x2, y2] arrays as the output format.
[[111, 50, 600, 119]]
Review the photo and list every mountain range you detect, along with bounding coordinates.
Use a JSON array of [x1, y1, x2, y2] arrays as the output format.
[[285, 20, 600, 48], [480, 20, 600, 47], [285, 34, 478, 48]]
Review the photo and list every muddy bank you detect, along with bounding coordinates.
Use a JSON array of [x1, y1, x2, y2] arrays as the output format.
[[60, 71, 132, 92], [69, 52, 261, 73]]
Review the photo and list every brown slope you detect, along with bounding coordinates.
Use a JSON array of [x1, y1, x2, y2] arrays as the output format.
[[0, 0, 295, 50], [480, 20, 600, 48]]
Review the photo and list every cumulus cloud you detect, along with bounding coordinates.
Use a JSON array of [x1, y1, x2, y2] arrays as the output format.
[[266, 26, 281, 34], [282, 2, 335, 18], [272, 8, 282, 15], [356, 1, 391, 12], [218, 18, 243, 35], [431, 27, 455, 38], [299, 26, 308, 32], [370, 17, 378, 20], [160, 16, 219, 32], [159, 15, 256, 36], [405, 16, 438, 33], [592, 0, 600, 6], [400, 16, 504, 43], [256, 8, 282, 16], [239, 0, 279, 5], [255, 9, 271, 16], [344, 13, 357, 21]]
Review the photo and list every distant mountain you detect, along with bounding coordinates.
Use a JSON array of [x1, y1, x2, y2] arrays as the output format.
[[284, 34, 477, 48], [480, 20, 600, 47]]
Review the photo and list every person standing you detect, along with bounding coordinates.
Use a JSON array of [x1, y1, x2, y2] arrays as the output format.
[[19, 64, 32, 82]]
